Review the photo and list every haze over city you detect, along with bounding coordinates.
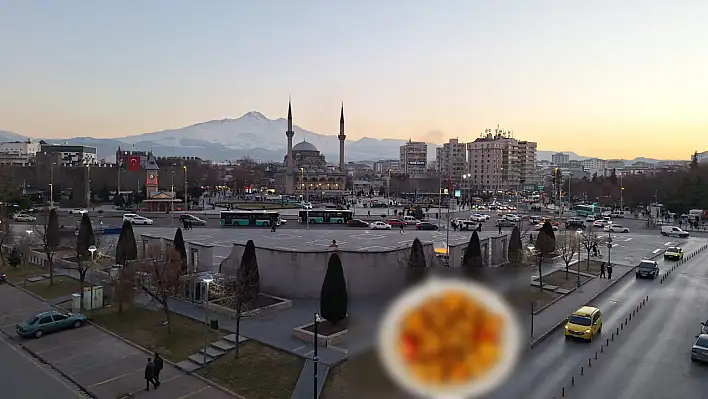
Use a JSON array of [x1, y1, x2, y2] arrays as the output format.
[[1, 1, 706, 159]]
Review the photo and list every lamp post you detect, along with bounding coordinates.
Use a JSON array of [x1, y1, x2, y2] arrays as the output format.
[[171, 164, 176, 226], [607, 231, 613, 268], [88, 245, 97, 311], [437, 175, 443, 228], [201, 274, 213, 372], [24, 230, 32, 287], [49, 162, 56, 208], [575, 231, 582, 288], [313, 312, 323, 398], [387, 169, 391, 216]]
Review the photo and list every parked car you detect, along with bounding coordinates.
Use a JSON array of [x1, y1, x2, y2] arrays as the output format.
[[69, 208, 88, 216], [605, 224, 629, 233], [16, 310, 87, 338], [565, 218, 586, 230], [610, 211, 624, 218], [122, 213, 139, 222], [130, 216, 154, 225], [635, 260, 659, 279], [691, 334, 708, 363], [14, 213, 36, 222], [585, 215, 596, 222], [386, 219, 406, 227], [179, 214, 207, 226], [347, 219, 369, 227], [664, 246, 684, 260], [416, 222, 439, 230], [403, 216, 421, 225], [369, 221, 392, 230]]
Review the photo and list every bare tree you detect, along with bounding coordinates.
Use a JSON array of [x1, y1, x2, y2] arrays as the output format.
[[558, 229, 579, 279], [0, 215, 12, 267], [32, 209, 61, 285], [135, 244, 185, 334], [579, 231, 599, 272]]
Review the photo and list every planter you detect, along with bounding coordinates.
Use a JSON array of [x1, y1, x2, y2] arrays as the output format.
[[293, 319, 349, 347], [206, 293, 292, 318]]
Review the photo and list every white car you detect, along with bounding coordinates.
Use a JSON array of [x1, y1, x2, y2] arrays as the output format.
[[469, 214, 486, 222], [130, 216, 154, 225], [122, 213, 139, 222], [69, 208, 88, 216], [301, 202, 313, 209], [585, 215, 596, 222], [605, 224, 629, 233], [477, 213, 491, 221], [14, 213, 37, 222], [534, 223, 558, 231], [277, 219, 287, 226], [369, 221, 391, 230], [592, 220, 605, 228], [504, 214, 521, 222]]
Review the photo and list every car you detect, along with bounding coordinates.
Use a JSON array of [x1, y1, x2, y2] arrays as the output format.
[[386, 219, 406, 227], [504, 214, 521, 222], [496, 219, 516, 228], [69, 208, 88, 216], [565, 218, 586, 229], [301, 202, 313, 209], [605, 224, 629, 233], [14, 213, 37, 222], [610, 211, 624, 218], [691, 334, 708, 363], [179, 214, 207, 226], [528, 215, 542, 224], [457, 220, 479, 231], [585, 215, 596, 222], [534, 223, 558, 231], [564, 306, 602, 341], [16, 310, 87, 338], [122, 213, 139, 222], [347, 219, 369, 227], [592, 220, 605, 228], [661, 225, 690, 238], [416, 222, 439, 230], [469, 214, 486, 222], [664, 246, 683, 260], [369, 221, 392, 230], [635, 260, 659, 279], [477, 213, 491, 221], [403, 216, 421, 225], [130, 215, 154, 225]]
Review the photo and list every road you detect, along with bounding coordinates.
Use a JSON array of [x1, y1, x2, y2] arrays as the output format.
[[488, 238, 708, 399], [0, 333, 84, 398]]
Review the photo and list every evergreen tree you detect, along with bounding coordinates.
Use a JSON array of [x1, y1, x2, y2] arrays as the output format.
[[320, 253, 348, 324], [173, 228, 187, 272], [76, 213, 95, 262], [462, 231, 483, 278], [238, 240, 261, 306], [541, 221, 556, 249], [507, 226, 523, 264], [406, 238, 427, 286], [115, 221, 137, 265], [8, 246, 21, 268]]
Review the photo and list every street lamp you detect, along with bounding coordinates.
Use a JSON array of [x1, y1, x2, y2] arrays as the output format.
[[88, 245, 97, 311], [171, 164, 176, 226], [183, 165, 188, 213], [313, 312, 324, 398], [49, 162, 56, 208], [607, 231, 613, 269], [387, 169, 391, 216], [201, 274, 214, 372], [575, 231, 583, 288]]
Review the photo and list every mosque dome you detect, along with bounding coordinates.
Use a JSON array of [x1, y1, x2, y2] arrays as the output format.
[[293, 140, 318, 152]]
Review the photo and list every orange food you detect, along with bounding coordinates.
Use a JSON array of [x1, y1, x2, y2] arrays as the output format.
[[396, 289, 504, 386]]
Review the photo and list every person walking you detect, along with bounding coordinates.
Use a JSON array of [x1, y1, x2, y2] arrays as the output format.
[[498, 225, 502, 235], [144, 358, 157, 391], [153, 353, 163, 386], [600, 262, 606, 278], [607, 263, 613, 280], [400, 223, 405, 234], [329, 240, 338, 249]]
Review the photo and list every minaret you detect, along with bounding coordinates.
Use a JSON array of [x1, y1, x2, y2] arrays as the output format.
[[285, 100, 295, 194], [338, 103, 346, 185]]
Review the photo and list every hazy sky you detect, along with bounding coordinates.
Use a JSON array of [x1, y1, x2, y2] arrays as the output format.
[[1, 1, 706, 159]]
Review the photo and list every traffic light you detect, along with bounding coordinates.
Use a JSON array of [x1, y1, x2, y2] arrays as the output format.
[[552, 168, 558, 185]]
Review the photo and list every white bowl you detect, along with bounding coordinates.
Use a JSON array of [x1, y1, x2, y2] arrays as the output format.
[[377, 278, 522, 399]]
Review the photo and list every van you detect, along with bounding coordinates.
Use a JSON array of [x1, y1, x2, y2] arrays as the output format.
[[661, 225, 689, 238], [403, 216, 420, 224]]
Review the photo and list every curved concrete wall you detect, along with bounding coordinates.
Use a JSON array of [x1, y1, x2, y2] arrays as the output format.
[[219, 243, 437, 300]]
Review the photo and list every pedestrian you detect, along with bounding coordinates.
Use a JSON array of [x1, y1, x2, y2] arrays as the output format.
[[498, 225, 502, 235], [188, 220, 193, 230], [400, 223, 405, 234], [144, 358, 157, 391], [329, 240, 338, 249], [367, 210, 370, 217], [453, 223, 458, 232], [153, 353, 163, 386], [607, 263, 613, 279], [600, 262, 606, 278], [183, 219, 188, 229], [477, 223, 482, 232]]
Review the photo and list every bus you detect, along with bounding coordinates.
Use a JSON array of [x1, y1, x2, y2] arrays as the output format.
[[298, 209, 353, 224], [574, 204, 602, 217], [220, 210, 280, 227]]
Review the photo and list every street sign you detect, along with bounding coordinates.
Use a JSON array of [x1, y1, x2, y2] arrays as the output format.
[[537, 185, 544, 191]]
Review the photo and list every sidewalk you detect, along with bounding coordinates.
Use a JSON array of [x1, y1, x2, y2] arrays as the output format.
[[0, 284, 235, 399]]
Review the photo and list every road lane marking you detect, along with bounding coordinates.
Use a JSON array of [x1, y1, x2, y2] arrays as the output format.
[[653, 248, 662, 254], [87, 367, 141, 387], [624, 237, 633, 242], [175, 386, 209, 399]]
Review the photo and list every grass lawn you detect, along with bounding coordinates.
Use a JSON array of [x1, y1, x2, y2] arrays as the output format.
[[0, 262, 47, 283], [90, 306, 224, 363], [526, 287, 561, 312], [201, 340, 303, 399], [25, 276, 81, 301], [577, 259, 606, 276], [322, 351, 407, 399], [540, 270, 592, 290]]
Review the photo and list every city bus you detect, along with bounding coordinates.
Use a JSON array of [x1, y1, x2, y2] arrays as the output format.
[[298, 209, 353, 224], [574, 204, 602, 217], [220, 210, 280, 227]]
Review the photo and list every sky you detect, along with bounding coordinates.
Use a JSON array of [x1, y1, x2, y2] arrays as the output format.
[[0, 0, 706, 159]]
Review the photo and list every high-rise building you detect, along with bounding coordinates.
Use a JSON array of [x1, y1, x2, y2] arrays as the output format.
[[435, 138, 467, 182], [551, 152, 570, 166], [467, 127, 537, 192], [694, 151, 708, 164], [399, 140, 428, 177], [580, 158, 607, 176]]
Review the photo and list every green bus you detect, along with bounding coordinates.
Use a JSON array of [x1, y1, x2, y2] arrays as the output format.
[[220, 210, 280, 227], [298, 209, 353, 224], [574, 204, 602, 217]]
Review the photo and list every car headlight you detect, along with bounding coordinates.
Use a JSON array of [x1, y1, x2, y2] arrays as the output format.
[[585, 329, 591, 333], [564, 325, 569, 330]]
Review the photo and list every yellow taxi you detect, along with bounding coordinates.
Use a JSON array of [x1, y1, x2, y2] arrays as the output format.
[[664, 246, 683, 260], [564, 306, 602, 341]]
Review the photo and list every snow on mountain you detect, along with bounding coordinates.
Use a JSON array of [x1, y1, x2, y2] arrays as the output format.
[[0, 130, 28, 142]]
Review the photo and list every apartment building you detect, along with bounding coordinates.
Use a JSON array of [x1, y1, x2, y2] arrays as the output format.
[[435, 138, 467, 181], [373, 159, 399, 174], [467, 128, 537, 192], [551, 152, 570, 166], [0, 141, 40, 165], [40, 144, 98, 166], [580, 158, 607, 176], [695, 151, 708, 164], [399, 140, 428, 177]]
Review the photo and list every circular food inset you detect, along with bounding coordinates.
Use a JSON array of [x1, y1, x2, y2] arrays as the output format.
[[377, 279, 521, 398]]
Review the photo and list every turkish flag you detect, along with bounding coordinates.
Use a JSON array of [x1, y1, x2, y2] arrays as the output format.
[[127, 156, 140, 171]]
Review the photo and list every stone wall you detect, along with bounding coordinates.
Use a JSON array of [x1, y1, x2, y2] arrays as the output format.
[[447, 234, 509, 268], [139, 234, 214, 273]]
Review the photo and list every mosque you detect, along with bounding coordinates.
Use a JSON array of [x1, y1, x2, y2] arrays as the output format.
[[274, 101, 347, 198]]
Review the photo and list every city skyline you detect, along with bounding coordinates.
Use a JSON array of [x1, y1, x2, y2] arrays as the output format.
[[1, 1, 706, 159]]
